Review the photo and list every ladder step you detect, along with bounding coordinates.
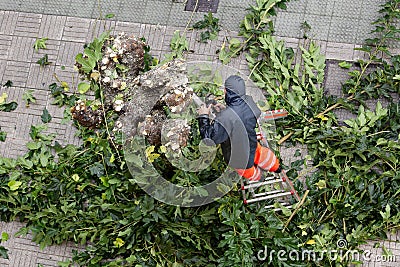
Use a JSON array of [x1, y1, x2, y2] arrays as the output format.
[[271, 206, 293, 212], [253, 189, 284, 198], [241, 179, 282, 190], [261, 110, 288, 121], [244, 191, 294, 204], [247, 175, 276, 183]]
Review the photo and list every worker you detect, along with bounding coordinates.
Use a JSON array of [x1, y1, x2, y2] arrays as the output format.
[[197, 75, 281, 181]]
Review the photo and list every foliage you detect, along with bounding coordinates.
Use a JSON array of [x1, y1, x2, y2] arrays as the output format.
[[338, 61, 352, 69], [219, 0, 291, 64], [36, 54, 51, 67], [0, 100, 18, 112], [162, 30, 189, 63], [75, 31, 110, 74], [41, 108, 52, 123], [0, 91, 18, 114], [192, 12, 220, 43], [0, 91, 18, 142], [300, 20, 311, 39], [141, 37, 159, 71], [0, 232, 8, 259], [33, 37, 48, 51], [49, 82, 76, 107], [2, 80, 12, 88], [22, 89, 37, 107], [105, 13, 115, 19], [0, 129, 6, 142]]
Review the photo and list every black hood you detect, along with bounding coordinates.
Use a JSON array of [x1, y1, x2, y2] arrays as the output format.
[[224, 75, 261, 119], [225, 75, 245, 105], [225, 75, 246, 96]]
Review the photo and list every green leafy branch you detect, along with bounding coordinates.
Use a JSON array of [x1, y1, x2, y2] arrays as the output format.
[[192, 12, 220, 43], [162, 30, 189, 63], [219, 0, 291, 64]]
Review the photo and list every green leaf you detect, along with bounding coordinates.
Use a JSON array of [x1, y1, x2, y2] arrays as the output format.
[[170, 30, 188, 58], [339, 61, 352, 69], [380, 204, 391, 220], [26, 141, 42, 150], [41, 108, 52, 123], [0, 131, 6, 142], [57, 260, 71, 267], [105, 13, 115, 19], [315, 180, 326, 189], [89, 162, 105, 177], [36, 54, 51, 67], [0, 92, 7, 104], [243, 16, 252, 31], [71, 174, 80, 182], [358, 112, 367, 127], [0, 246, 8, 259], [228, 38, 241, 50], [8, 180, 22, 191], [113, 237, 125, 248], [3, 80, 13, 88], [22, 90, 37, 107], [126, 255, 137, 263], [1, 232, 8, 242], [17, 157, 33, 169], [0, 101, 18, 112], [78, 82, 91, 94], [75, 53, 96, 74], [39, 152, 49, 167], [116, 64, 130, 73], [33, 37, 48, 51]]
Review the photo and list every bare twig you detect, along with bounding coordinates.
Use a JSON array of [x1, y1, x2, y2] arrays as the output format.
[[283, 190, 309, 231]]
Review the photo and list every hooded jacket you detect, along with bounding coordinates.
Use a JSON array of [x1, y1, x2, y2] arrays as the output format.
[[197, 75, 261, 169]]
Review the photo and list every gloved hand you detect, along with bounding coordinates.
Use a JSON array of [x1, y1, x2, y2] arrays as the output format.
[[197, 104, 211, 116], [213, 103, 226, 112]]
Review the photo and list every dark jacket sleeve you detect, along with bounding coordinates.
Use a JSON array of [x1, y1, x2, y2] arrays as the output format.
[[197, 114, 229, 145]]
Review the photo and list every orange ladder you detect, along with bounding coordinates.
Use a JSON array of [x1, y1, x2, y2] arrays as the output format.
[[240, 109, 301, 210]]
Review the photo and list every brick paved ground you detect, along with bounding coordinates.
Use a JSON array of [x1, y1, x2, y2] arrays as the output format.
[[0, 0, 399, 266]]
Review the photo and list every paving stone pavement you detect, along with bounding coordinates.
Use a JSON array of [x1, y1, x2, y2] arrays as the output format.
[[0, 0, 399, 266]]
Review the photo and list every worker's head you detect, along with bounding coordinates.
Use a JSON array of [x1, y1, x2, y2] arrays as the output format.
[[224, 75, 246, 97]]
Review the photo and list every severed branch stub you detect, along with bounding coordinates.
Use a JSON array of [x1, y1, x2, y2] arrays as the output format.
[[120, 59, 195, 151]]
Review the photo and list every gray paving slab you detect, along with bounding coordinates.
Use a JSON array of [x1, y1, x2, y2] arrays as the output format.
[[302, 14, 330, 40], [142, 0, 173, 25], [3, 61, 30, 88], [116, 0, 147, 23], [38, 15, 67, 41], [62, 17, 91, 43], [0, 35, 12, 61], [305, 0, 334, 16], [14, 13, 42, 38], [0, 11, 18, 35], [275, 11, 305, 39]]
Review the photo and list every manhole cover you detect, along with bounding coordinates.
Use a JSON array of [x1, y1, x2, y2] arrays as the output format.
[[184, 0, 220, 13]]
